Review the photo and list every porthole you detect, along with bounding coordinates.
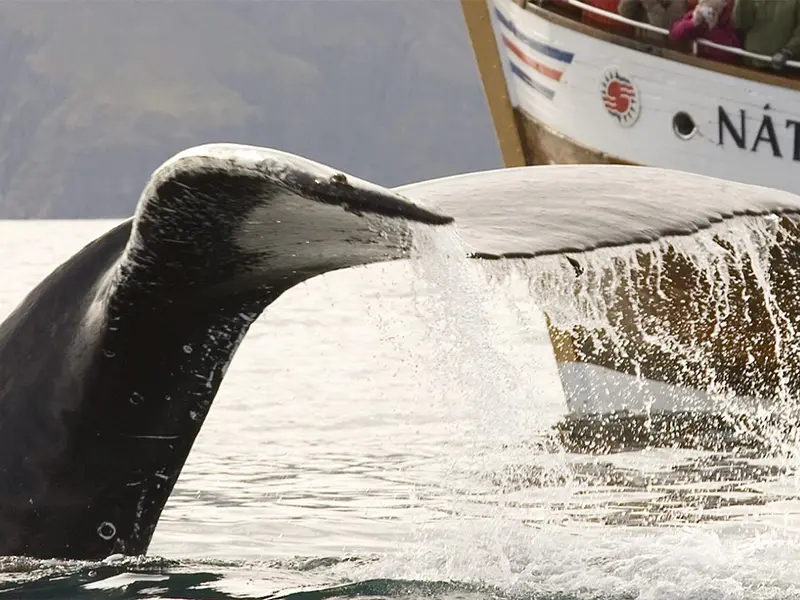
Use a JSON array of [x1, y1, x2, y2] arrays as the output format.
[[673, 111, 697, 140]]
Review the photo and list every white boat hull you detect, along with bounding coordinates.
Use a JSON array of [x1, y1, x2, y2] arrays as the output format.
[[492, 0, 800, 195]]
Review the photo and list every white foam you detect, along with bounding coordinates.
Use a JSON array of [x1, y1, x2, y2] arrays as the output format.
[[357, 520, 800, 600]]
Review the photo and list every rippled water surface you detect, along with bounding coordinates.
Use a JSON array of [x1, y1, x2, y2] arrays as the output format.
[[2, 220, 800, 600]]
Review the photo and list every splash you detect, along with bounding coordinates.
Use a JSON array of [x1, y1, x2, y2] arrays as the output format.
[[378, 225, 574, 582], [363, 214, 800, 599]]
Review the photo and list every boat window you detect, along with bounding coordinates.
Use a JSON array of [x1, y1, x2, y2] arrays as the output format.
[[672, 112, 697, 139]]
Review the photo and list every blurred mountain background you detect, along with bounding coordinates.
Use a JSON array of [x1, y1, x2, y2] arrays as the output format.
[[0, 0, 501, 218]]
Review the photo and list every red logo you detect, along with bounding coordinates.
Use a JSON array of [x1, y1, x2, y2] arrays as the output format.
[[601, 69, 640, 127]]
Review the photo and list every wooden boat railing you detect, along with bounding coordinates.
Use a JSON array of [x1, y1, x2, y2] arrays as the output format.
[[558, 0, 800, 68]]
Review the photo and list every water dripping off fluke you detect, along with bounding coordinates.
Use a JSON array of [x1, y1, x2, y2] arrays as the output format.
[[471, 214, 800, 458], [404, 224, 571, 530], [408, 224, 559, 449]]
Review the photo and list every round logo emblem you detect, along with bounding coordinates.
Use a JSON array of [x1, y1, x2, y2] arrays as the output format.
[[601, 69, 641, 127]]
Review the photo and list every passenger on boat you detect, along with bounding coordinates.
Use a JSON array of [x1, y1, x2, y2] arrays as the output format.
[[618, 0, 686, 30], [668, 0, 741, 63], [732, 0, 800, 70]]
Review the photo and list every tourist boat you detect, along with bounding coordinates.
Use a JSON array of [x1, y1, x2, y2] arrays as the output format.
[[458, 0, 800, 451], [459, 0, 800, 194]]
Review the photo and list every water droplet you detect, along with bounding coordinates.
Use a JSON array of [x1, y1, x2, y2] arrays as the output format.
[[97, 521, 116, 540]]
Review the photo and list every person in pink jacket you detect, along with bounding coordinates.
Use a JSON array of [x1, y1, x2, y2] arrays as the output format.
[[669, 0, 742, 64]]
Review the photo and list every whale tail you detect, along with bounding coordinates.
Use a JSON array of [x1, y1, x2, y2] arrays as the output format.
[[7, 152, 799, 559]]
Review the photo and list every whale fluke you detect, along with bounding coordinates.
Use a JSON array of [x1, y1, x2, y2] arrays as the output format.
[[0, 143, 451, 560], [397, 164, 800, 452]]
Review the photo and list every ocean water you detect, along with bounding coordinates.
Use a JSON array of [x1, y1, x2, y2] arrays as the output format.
[[1, 221, 800, 599]]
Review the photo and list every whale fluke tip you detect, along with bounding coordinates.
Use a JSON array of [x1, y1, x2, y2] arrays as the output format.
[[399, 204, 454, 226]]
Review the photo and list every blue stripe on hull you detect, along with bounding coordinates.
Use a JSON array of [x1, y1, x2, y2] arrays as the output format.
[[494, 7, 575, 64], [510, 63, 556, 100]]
